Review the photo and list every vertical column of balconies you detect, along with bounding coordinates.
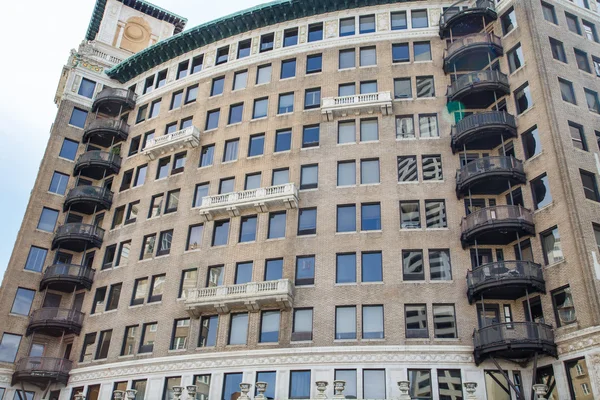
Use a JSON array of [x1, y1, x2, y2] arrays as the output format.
[[440, 0, 556, 369]]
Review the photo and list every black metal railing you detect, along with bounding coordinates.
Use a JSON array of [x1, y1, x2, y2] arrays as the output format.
[[76, 150, 121, 167], [29, 308, 84, 327], [440, 0, 496, 26], [93, 87, 136, 106], [452, 111, 516, 139], [457, 156, 524, 184], [474, 322, 555, 349], [448, 70, 509, 98], [467, 261, 544, 288], [43, 263, 95, 282], [85, 118, 129, 134], [65, 186, 113, 205], [446, 32, 502, 59], [14, 357, 73, 375], [461, 205, 533, 232], [54, 223, 105, 242]]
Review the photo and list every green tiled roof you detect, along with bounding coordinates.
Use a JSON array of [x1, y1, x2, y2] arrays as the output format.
[[106, 0, 418, 83], [85, 0, 187, 41]]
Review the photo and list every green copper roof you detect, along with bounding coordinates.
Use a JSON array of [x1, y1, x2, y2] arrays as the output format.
[[107, 0, 418, 83], [85, 0, 187, 41]]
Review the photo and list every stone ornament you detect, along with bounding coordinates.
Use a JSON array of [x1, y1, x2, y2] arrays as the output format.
[[315, 380, 328, 398], [239, 382, 252, 400], [533, 384, 548, 399], [325, 20, 338, 38], [333, 380, 346, 398], [255, 381, 268, 399], [113, 391, 125, 400], [74, 394, 85, 400], [186, 385, 198, 397], [125, 389, 137, 399], [463, 382, 478, 400], [172, 386, 184, 400], [397, 381, 411, 400]]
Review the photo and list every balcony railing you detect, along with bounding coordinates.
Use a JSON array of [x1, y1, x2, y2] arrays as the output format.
[[142, 126, 201, 160], [439, 0, 496, 38], [444, 33, 503, 72], [451, 111, 517, 151], [64, 186, 113, 214], [27, 308, 84, 336], [456, 156, 526, 196], [12, 357, 72, 386], [447, 70, 509, 100], [473, 322, 557, 365], [467, 261, 545, 303], [52, 223, 105, 252], [321, 91, 392, 120], [74, 150, 121, 180], [185, 279, 295, 317], [199, 183, 298, 221], [92, 87, 136, 116], [40, 264, 95, 292], [461, 205, 535, 247], [83, 118, 129, 146]]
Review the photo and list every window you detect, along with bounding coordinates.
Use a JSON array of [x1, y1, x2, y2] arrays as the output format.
[[131, 278, 148, 306], [11, 288, 35, 315], [48, 171, 69, 195], [559, 78, 577, 104], [95, 330, 112, 359], [191, 55, 204, 74], [133, 164, 147, 187], [105, 284, 121, 311], [392, 43, 409, 63], [116, 241, 131, 267], [300, 164, 318, 189], [507, 43, 524, 73], [425, 200, 447, 228], [400, 201, 420, 229], [541, 226, 563, 265], [405, 304, 428, 338], [178, 269, 197, 298], [336, 306, 356, 339], [256, 64, 272, 84], [237, 39, 251, 58], [289, 371, 311, 399], [565, 359, 592, 399], [306, 54, 322, 74], [522, 125, 542, 159], [272, 168, 289, 185], [148, 274, 165, 303], [147, 195, 162, 219], [278, 93, 294, 114], [360, 46, 376, 66], [566, 12, 581, 35], [339, 83, 356, 97], [338, 121, 356, 144], [136, 104, 148, 124], [549, 38, 566, 62], [361, 159, 379, 184], [340, 17, 355, 36], [139, 322, 157, 353], [360, 119, 378, 142], [398, 156, 418, 182], [24, 246, 47, 272], [359, 14, 376, 33], [199, 315, 218, 347], [304, 88, 321, 110], [581, 170, 600, 201], [260, 311, 280, 343], [222, 373, 244, 400], [416, 76, 435, 98], [218, 178, 232, 195], [363, 305, 384, 339], [336, 253, 356, 284], [284, 28, 298, 47], [575, 49, 591, 73], [265, 259, 283, 281], [500, 7, 517, 35], [140, 234, 156, 260], [292, 308, 313, 341], [295, 255, 315, 285], [211, 77, 225, 97], [141, 130, 154, 150], [120, 169, 133, 191], [176, 61, 189, 80], [260, 33, 274, 52], [280, 59, 296, 79], [233, 70, 248, 91], [361, 203, 381, 231], [552, 286, 576, 326], [171, 153, 186, 175], [298, 208, 317, 235], [215, 46, 229, 65], [156, 230, 173, 256], [302, 125, 319, 148], [58, 139, 79, 164], [339, 49, 356, 69], [226, 103, 243, 125], [268, 212, 286, 239], [363, 370, 385, 399], [422, 155, 442, 180], [411, 10, 428, 28], [585, 88, 600, 114], [583, 20, 599, 42], [391, 11, 407, 30], [337, 205, 356, 232], [253, 98, 268, 119], [212, 219, 230, 246], [433, 304, 457, 338], [37, 207, 58, 232], [69, 108, 88, 128], [148, 99, 161, 119], [542, 2, 557, 24], [79, 332, 97, 362], [594, 57, 600, 77], [205, 109, 220, 131], [569, 122, 588, 151], [245, 173, 261, 190], [430, 249, 452, 280], [78, 77, 96, 98], [360, 81, 377, 95], [396, 116, 415, 140], [515, 83, 533, 114], [207, 266, 224, 287], [223, 139, 239, 162], [0, 333, 21, 362], [155, 157, 170, 180], [170, 319, 190, 350], [394, 78, 412, 99], [409, 370, 432, 399], [238, 215, 257, 243], [403, 250, 424, 281], [154, 70, 167, 89], [228, 313, 248, 345], [362, 252, 382, 282], [275, 129, 291, 152], [308, 23, 323, 42], [337, 161, 356, 186]]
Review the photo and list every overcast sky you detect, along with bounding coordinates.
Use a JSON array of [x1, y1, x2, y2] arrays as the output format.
[[0, 0, 269, 280]]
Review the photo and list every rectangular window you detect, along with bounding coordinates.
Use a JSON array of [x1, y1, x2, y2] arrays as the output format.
[[593, 57, 600, 78], [414, 41, 431, 62], [581, 170, 600, 201], [278, 93, 294, 114], [268, 211, 286, 239], [359, 14, 375, 34], [235, 262, 253, 285], [360, 46, 377, 66], [575, 49, 591, 73], [170, 318, 190, 350], [91, 287, 106, 314], [363, 305, 384, 339], [302, 124, 319, 148], [507, 43, 525, 73], [176, 61, 189, 80], [298, 208, 317, 235], [172, 152, 186, 174], [69, 108, 88, 129], [156, 157, 170, 180], [338, 121, 356, 144], [409, 370, 432, 399], [530, 173, 553, 210], [336, 253, 356, 284], [211, 76, 225, 97], [281, 59, 297, 79], [304, 88, 321, 109], [300, 164, 318, 189], [391, 11, 407, 30], [515, 83, 533, 114], [149, 99, 161, 119], [340, 17, 355, 36], [265, 259, 283, 281], [256, 64, 272, 85], [416, 76, 435, 98], [308, 23, 323, 42], [566, 12, 581, 35], [273, 169, 289, 185], [79, 332, 96, 362], [120, 326, 138, 356], [78, 77, 96, 98], [223, 139, 239, 162], [295, 255, 315, 286], [501, 7, 517, 35], [59, 138, 78, 160], [392, 43, 409, 63], [237, 39, 251, 58], [199, 315, 218, 347], [133, 164, 147, 187], [339, 49, 356, 69], [37, 207, 58, 232], [24, 246, 47, 272], [422, 155, 442, 180], [559, 78, 577, 104], [207, 266, 224, 287], [363, 370, 385, 399], [361, 203, 381, 231], [362, 251, 383, 283], [339, 83, 356, 96], [216, 46, 229, 65], [522, 125, 542, 159], [228, 103, 244, 125], [245, 173, 261, 190], [193, 183, 209, 208], [191, 55, 204, 73], [95, 329, 112, 359], [400, 201, 420, 229], [292, 308, 313, 341], [284, 28, 298, 47], [552, 286, 577, 326], [199, 145, 214, 168], [398, 156, 418, 182], [549, 38, 566, 62], [433, 304, 457, 338], [253, 98, 268, 119], [405, 304, 428, 338], [156, 229, 173, 256], [583, 20, 598, 42], [260, 33, 274, 52], [11, 287, 35, 316], [178, 269, 197, 299], [585, 88, 600, 114], [337, 204, 356, 232], [228, 313, 248, 345], [396, 115, 415, 139], [136, 105, 148, 124], [306, 54, 322, 74], [411, 9, 428, 28], [105, 284, 122, 311], [260, 311, 280, 343], [394, 77, 412, 99], [131, 278, 148, 306], [140, 234, 156, 260], [139, 322, 157, 353], [337, 161, 356, 186], [124, 200, 139, 224], [219, 178, 235, 194], [115, 241, 131, 267], [565, 358, 592, 399], [148, 194, 163, 219], [205, 109, 220, 130], [232, 70, 248, 91], [425, 200, 447, 228], [542, 2, 557, 24], [360, 118, 378, 142], [430, 249, 452, 280], [148, 274, 165, 302], [212, 219, 230, 246], [541, 226, 564, 265], [403, 250, 424, 281], [336, 306, 356, 339]]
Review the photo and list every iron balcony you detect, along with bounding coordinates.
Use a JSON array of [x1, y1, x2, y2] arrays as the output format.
[[12, 357, 72, 386], [447, 70, 510, 109], [82, 118, 129, 147], [52, 223, 105, 252], [40, 264, 95, 292], [26, 308, 85, 337], [456, 156, 526, 198], [63, 186, 113, 214], [473, 322, 557, 365], [451, 111, 517, 152], [74, 150, 121, 180], [461, 205, 535, 248], [92, 87, 136, 116], [467, 261, 545, 304], [439, 0, 497, 38], [444, 33, 503, 73]]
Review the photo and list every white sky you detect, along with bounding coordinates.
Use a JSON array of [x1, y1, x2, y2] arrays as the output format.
[[0, 0, 269, 280]]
